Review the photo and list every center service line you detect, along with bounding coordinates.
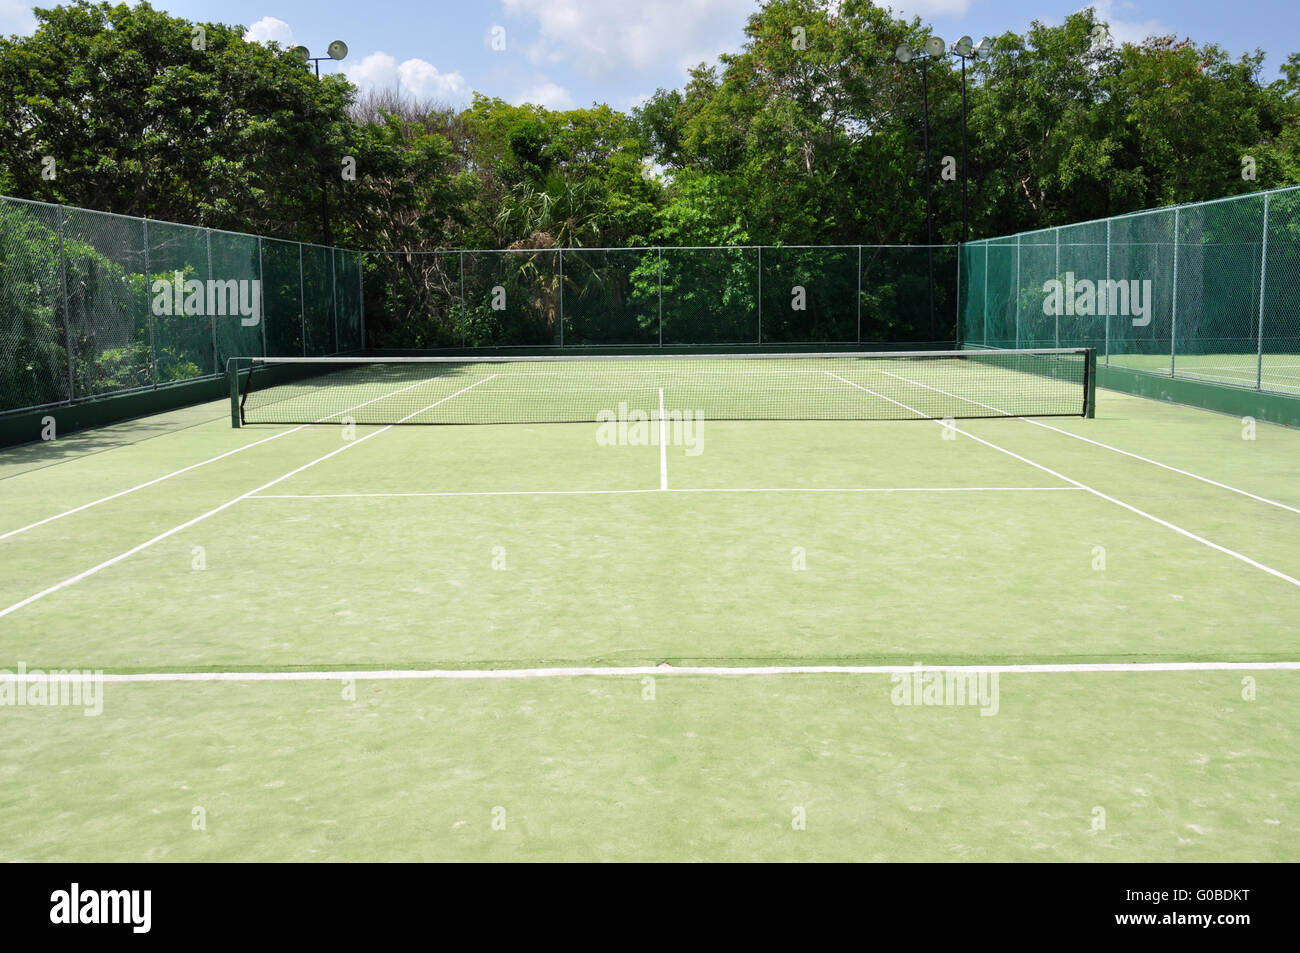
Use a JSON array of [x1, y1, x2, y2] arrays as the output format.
[[658, 386, 668, 491]]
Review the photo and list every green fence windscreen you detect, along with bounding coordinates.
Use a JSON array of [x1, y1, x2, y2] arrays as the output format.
[[0, 199, 68, 410], [0, 195, 363, 419], [960, 185, 1300, 396], [365, 245, 960, 351]]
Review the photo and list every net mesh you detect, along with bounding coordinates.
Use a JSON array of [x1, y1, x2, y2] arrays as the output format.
[[146, 218, 212, 383], [237, 349, 1093, 426], [65, 208, 152, 395], [335, 248, 364, 352], [210, 229, 264, 373], [260, 237, 305, 357], [302, 244, 334, 357], [363, 245, 960, 351], [759, 246, 857, 343], [463, 249, 561, 346], [0, 195, 365, 418], [562, 248, 658, 346], [0, 200, 68, 410], [961, 185, 1300, 395]]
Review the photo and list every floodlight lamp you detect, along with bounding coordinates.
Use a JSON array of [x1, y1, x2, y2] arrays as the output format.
[[954, 36, 973, 57], [327, 40, 349, 61], [975, 38, 993, 60], [290, 46, 310, 62], [895, 44, 914, 64], [924, 36, 946, 58]]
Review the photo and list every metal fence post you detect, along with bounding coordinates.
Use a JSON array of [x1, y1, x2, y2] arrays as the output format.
[[558, 248, 564, 347], [756, 246, 762, 344], [954, 241, 961, 348], [298, 243, 306, 356], [1054, 228, 1060, 348], [257, 237, 267, 356], [357, 252, 365, 351], [1170, 208, 1180, 377], [57, 208, 74, 402], [459, 251, 466, 349], [657, 247, 663, 347], [331, 248, 339, 355], [982, 243, 988, 346], [856, 245, 862, 344], [1257, 192, 1270, 391], [144, 218, 156, 386], [1014, 234, 1021, 348], [1105, 220, 1111, 366], [206, 229, 217, 374]]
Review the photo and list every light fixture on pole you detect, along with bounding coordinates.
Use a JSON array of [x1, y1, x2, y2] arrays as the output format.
[[894, 38, 945, 247], [291, 42, 350, 246], [292, 41, 349, 79], [896, 36, 948, 339], [948, 36, 993, 244]]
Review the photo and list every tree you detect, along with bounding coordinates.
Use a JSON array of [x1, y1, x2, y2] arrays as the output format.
[[0, 1, 355, 237]]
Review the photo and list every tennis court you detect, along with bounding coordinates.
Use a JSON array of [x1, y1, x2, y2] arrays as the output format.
[[1107, 352, 1300, 395], [1, 354, 1298, 861]]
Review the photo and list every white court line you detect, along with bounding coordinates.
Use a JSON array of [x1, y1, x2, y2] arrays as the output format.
[[874, 367, 1300, 516], [1196, 363, 1300, 370], [5, 661, 1299, 683], [0, 429, 301, 542], [0, 376, 499, 620], [825, 371, 1300, 588], [0, 371, 444, 542], [658, 387, 668, 490], [1183, 364, 1300, 375], [249, 487, 1086, 500]]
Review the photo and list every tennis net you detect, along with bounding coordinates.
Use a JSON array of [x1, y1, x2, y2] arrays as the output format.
[[233, 349, 1095, 426]]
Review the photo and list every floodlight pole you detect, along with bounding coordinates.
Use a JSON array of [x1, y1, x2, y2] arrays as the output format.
[[958, 55, 968, 243], [320, 173, 332, 247], [896, 41, 942, 338], [299, 46, 348, 246], [949, 38, 991, 245], [919, 59, 933, 246], [308, 55, 333, 245]]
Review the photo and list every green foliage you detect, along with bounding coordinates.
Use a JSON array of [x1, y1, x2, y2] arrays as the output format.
[[0, 202, 66, 408], [1, 0, 1295, 254], [0, 1, 354, 239]]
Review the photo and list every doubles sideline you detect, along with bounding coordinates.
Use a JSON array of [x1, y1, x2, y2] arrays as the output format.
[[4, 661, 1299, 683], [4, 369, 1293, 532], [873, 367, 1300, 516], [0, 371, 450, 542], [0, 376, 499, 619], [824, 371, 1300, 589]]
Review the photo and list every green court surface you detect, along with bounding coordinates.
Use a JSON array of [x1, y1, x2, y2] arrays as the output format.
[[1, 373, 1298, 861]]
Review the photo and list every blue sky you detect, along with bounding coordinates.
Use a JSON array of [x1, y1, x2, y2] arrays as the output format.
[[1, 1, 1296, 111]]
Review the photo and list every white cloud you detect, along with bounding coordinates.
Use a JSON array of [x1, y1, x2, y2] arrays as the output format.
[[501, 0, 753, 78], [398, 59, 469, 101], [343, 51, 469, 105], [619, 91, 654, 112], [1084, 0, 1167, 46], [886, 1, 975, 15], [515, 80, 574, 110], [243, 16, 294, 46], [0, 0, 36, 36]]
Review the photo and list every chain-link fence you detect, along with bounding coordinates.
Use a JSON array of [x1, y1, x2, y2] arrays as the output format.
[[363, 245, 959, 351], [0, 195, 364, 417], [960, 184, 1300, 396], [2, 195, 966, 417]]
